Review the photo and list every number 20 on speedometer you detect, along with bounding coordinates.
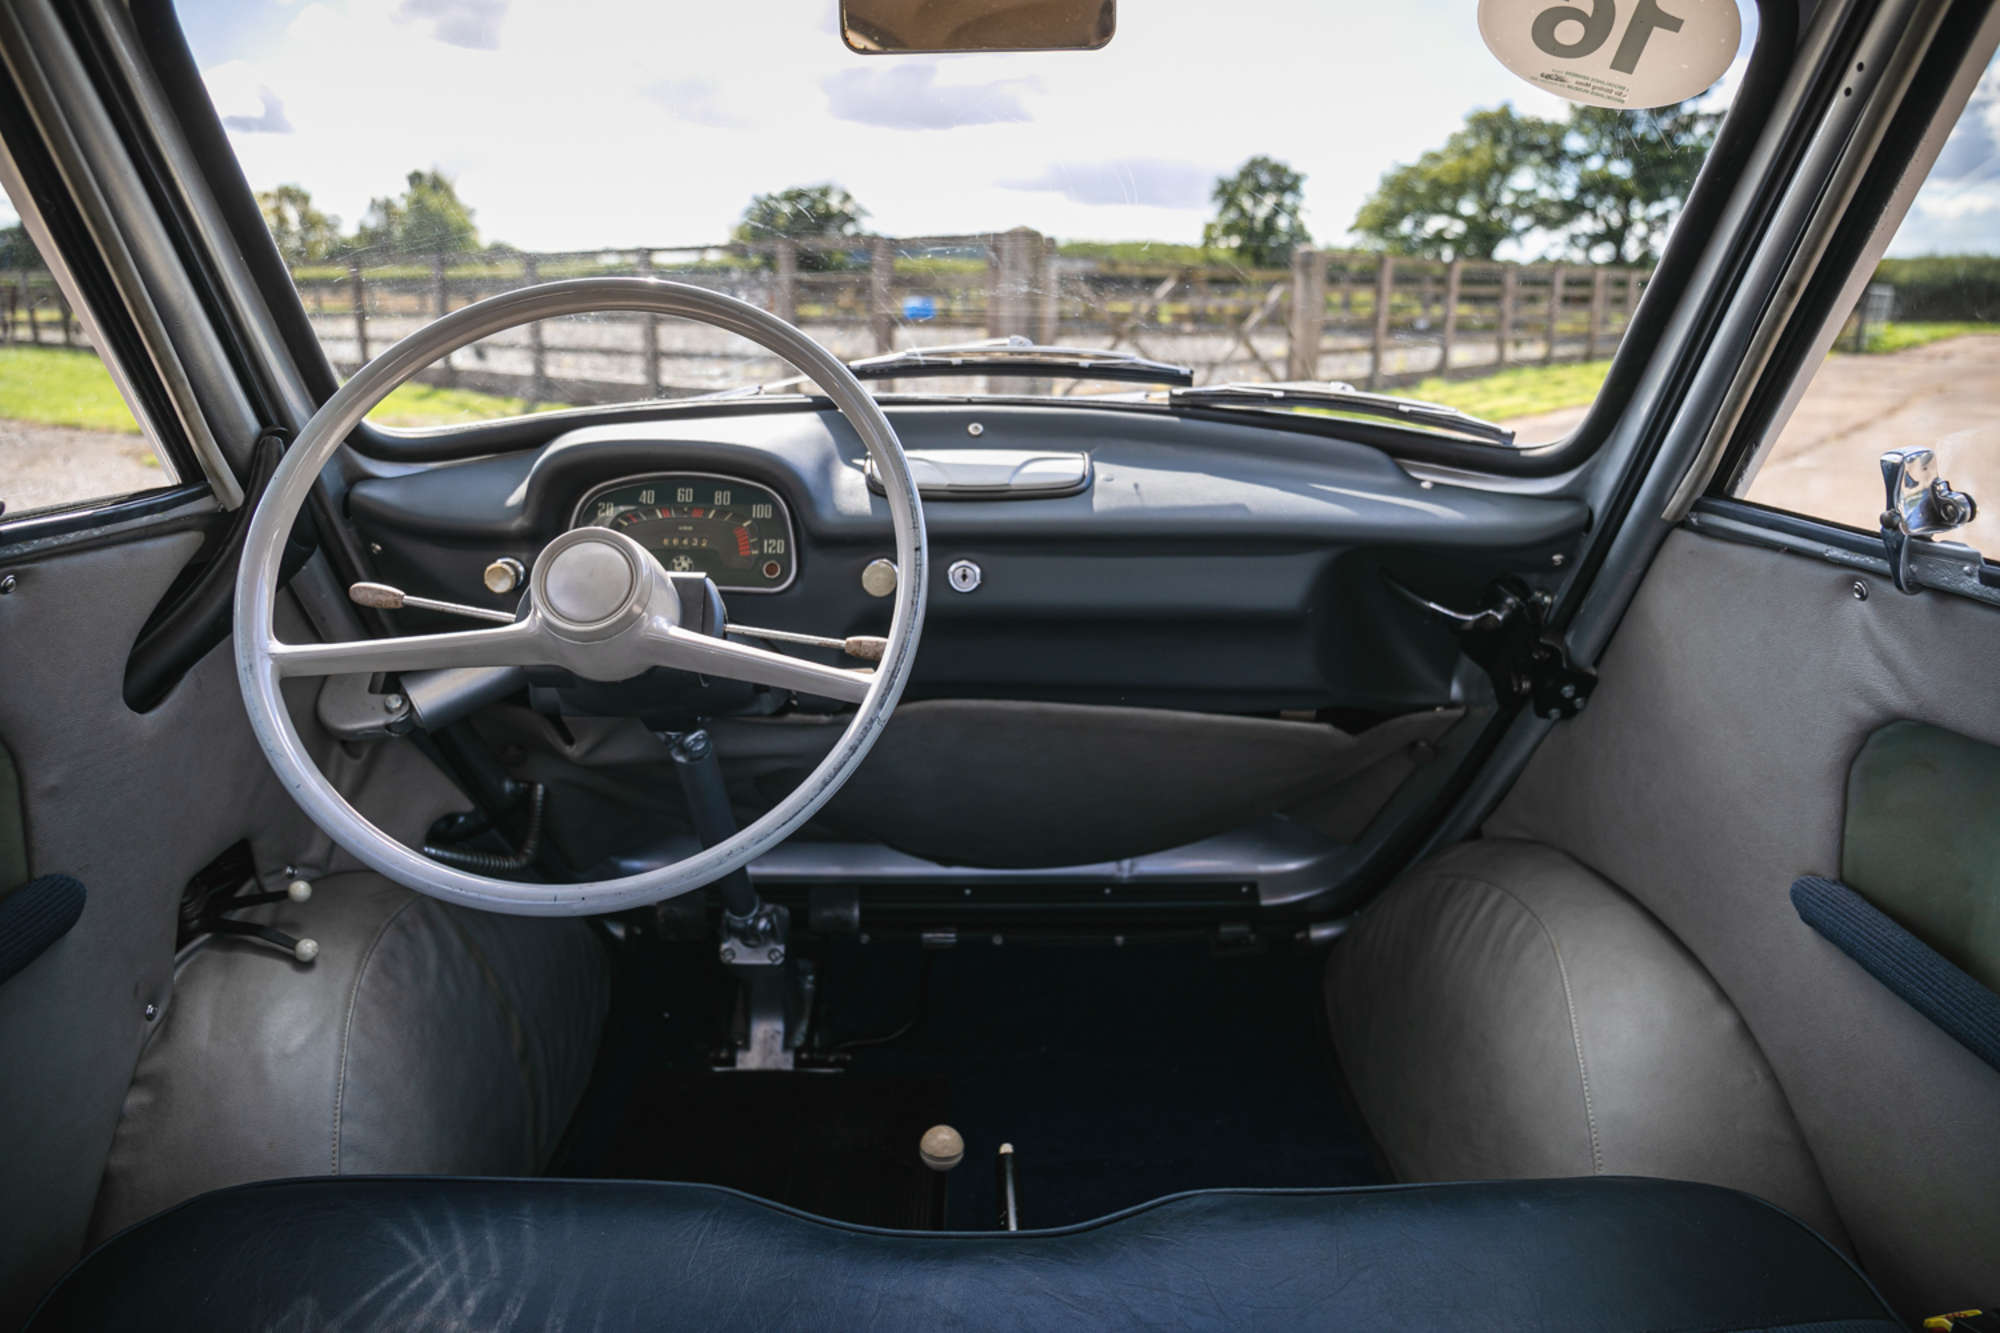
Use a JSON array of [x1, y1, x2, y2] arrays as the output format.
[[574, 475, 796, 592]]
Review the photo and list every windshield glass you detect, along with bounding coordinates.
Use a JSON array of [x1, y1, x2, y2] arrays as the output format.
[[175, 0, 1758, 440]]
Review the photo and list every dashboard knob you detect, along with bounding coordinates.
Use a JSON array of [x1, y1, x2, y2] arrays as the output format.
[[861, 557, 898, 598], [482, 557, 526, 595]]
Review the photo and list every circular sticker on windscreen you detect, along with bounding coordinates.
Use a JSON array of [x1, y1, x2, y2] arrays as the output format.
[[1478, 0, 1741, 109]]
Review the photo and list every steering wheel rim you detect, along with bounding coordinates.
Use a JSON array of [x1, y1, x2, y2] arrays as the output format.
[[233, 278, 927, 915]]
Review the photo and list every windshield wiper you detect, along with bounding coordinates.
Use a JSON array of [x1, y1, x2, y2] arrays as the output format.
[[1167, 381, 1516, 446], [846, 337, 1194, 387], [703, 337, 1195, 399]]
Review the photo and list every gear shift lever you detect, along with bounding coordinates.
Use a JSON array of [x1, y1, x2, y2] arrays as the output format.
[[665, 728, 799, 1070], [667, 729, 762, 926]]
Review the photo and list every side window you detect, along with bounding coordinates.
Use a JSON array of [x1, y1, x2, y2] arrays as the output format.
[[1735, 51, 1999, 557], [0, 183, 172, 520]]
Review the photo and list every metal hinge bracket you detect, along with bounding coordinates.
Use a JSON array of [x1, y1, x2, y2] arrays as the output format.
[[1387, 575, 1594, 719]]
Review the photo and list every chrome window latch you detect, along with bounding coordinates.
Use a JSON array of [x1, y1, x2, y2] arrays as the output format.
[[1879, 448, 1978, 594]]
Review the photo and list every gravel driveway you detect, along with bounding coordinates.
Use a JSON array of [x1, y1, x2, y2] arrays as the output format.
[[0, 419, 165, 517], [1499, 334, 2000, 554], [1741, 334, 2000, 553]]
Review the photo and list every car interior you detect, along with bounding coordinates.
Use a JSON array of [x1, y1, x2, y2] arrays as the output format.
[[1, 0, 1997, 1327]]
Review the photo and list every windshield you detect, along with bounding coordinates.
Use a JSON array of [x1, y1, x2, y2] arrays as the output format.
[[175, 0, 1758, 441]]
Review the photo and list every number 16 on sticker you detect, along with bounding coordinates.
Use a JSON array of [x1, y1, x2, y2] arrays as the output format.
[[1479, 0, 1741, 110]]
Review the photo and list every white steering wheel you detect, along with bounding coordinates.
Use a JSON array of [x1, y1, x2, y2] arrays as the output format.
[[233, 279, 927, 915]]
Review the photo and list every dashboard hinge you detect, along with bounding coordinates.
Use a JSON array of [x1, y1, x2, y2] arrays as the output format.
[[1387, 575, 1595, 719]]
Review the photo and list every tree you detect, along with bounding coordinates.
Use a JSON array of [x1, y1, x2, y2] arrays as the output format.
[[1352, 102, 1720, 266], [0, 223, 36, 270], [1351, 108, 1566, 261], [1202, 156, 1310, 268], [355, 169, 480, 257], [734, 185, 868, 270], [255, 184, 342, 264], [1551, 103, 1720, 266]]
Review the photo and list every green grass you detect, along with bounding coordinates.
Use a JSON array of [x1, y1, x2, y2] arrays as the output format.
[[1404, 359, 1615, 422], [367, 381, 573, 427], [1843, 321, 2000, 355], [13, 319, 2000, 444], [0, 344, 571, 431], [0, 345, 143, 433]]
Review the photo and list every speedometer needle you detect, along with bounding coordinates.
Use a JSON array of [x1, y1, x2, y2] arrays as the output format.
[[725, 624, 887, 662]]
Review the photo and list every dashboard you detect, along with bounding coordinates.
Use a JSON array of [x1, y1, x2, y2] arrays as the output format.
[[345, 401, 1591, 714]]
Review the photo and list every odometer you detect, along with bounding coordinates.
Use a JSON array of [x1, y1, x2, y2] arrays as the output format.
[[569, 473, 796, 592]]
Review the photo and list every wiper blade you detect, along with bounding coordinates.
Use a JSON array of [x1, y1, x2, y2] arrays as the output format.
[[849, 337, 1194, 387], [694, 338, 1194, 401], [1168, 380, 1516, 446]]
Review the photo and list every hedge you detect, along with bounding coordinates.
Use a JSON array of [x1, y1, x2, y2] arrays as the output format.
[[1872, 255, 2000, 321]]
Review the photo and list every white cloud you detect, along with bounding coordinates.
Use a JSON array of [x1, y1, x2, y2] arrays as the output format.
[[395, 0, 508, 50], [225, 88, 293, 134], [1002, 159, 1215, 209], [1914, 189, 2000, 222], [645, 78, 755, 130], [1883, 49, 2000, 255], [822, 62, 1036, 130]]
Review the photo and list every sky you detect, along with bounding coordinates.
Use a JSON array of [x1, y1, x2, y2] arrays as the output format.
[[4, 0, 1988, 258], [165, 0, 1756, 255], [1899, 55, 2000, 255]]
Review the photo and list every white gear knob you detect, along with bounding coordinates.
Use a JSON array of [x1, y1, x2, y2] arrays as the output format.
[[920, 1124, 964, 1172]]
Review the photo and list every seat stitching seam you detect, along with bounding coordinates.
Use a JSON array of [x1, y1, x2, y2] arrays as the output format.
[[333, 896, 422, 1174], [1437, 868, 1605, 1174]]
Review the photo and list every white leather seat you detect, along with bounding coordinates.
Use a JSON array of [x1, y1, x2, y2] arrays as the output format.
[[89, 874, 609, 1241], [1325, 838, 1846, 1247]]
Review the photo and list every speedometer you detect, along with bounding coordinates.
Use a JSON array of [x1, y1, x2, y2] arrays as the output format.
[[569, 473, 796, 592]]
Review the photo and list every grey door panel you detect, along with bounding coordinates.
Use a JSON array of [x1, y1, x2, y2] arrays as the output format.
[[1487, 528, 2000, 1315], [0, 530, 289, 1316], [0, 530, 465, 1321]]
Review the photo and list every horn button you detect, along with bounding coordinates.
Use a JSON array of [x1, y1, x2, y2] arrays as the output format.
[[534, 530, 652, 640]]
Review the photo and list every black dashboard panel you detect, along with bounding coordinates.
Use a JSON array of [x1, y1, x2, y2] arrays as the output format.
[[346, 402, 1590, 713]]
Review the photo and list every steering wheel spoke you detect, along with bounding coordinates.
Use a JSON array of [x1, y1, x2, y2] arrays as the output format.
[[644, 623, 875, 703], [268, 618, 549, 679]]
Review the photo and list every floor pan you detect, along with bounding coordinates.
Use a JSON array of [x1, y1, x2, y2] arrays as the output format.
[[553, 932, 1381, 1230]]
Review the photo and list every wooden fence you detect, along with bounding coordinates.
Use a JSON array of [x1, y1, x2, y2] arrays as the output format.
[[5, 231, 1654, 406], [0, 271, 81, 349]]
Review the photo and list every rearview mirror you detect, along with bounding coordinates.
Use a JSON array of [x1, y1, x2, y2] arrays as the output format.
[[840, 0, 1115, 53]]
